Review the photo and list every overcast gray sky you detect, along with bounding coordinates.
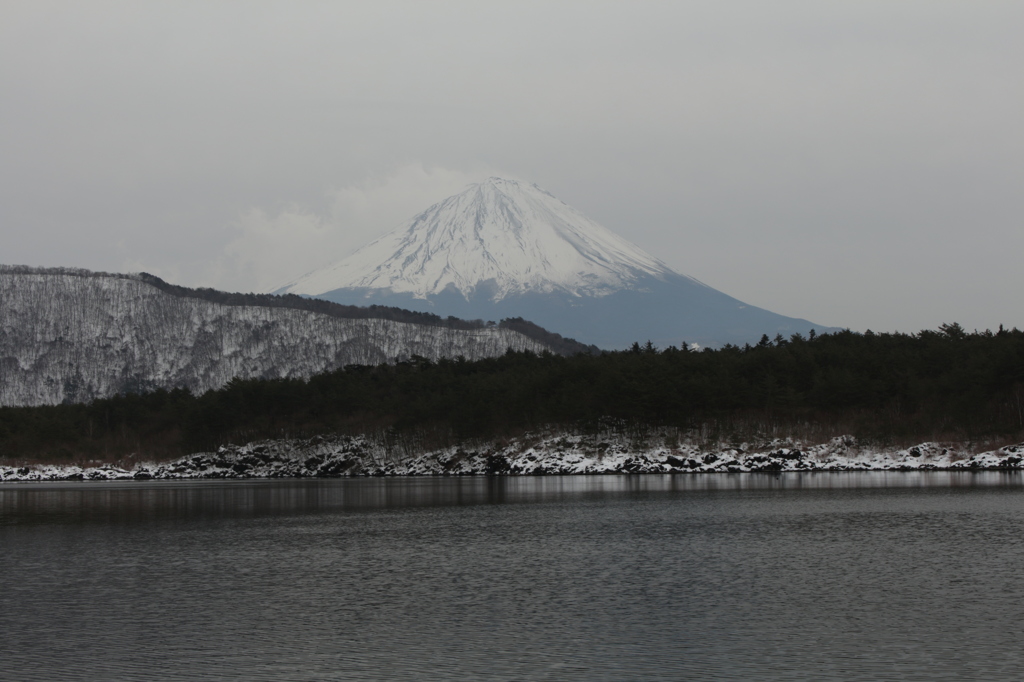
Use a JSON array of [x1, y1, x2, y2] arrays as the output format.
[[2, 1, 1021, 333]]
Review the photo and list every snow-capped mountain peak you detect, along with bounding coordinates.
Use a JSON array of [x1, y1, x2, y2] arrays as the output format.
[[277, 177, 683, 301], [274, 177, 835, 349]]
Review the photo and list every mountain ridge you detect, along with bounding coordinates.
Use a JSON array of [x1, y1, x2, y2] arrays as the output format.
[[276, 178, 838, 349], [0, 265, 581, 407]]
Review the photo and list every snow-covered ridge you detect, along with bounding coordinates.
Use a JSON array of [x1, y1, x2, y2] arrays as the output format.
[[4, 434, 1022, 481], [277, 177, 694, 301], [0, 266, 551, 407]]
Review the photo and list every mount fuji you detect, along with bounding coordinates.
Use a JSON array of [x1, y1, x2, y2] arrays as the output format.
[[276, 178, 836, 349]]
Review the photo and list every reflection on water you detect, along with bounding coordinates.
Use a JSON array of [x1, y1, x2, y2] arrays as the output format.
[[2, 473, 1024, 681], [3, 471, 1020, 525]]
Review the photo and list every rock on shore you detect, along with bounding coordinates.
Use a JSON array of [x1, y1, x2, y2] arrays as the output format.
[[2, 435, 1023, 482]]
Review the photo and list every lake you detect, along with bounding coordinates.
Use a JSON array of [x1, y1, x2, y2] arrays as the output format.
[[2, 472, 1022, 681]]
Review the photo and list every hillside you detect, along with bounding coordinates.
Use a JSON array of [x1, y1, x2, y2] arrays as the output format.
[[0, 265, 564, 407]]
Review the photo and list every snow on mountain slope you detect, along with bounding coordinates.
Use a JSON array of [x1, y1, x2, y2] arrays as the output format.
[[275, 178, 837, 349], [277, 177, 701, 300], [0, 266, 551, 407]]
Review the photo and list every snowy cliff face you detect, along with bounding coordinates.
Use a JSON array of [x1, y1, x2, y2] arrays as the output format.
[[0, 266, 551, 407], [276, 177, 837, 349]]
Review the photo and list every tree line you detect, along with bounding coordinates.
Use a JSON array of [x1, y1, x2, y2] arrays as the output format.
[[137, 274, 598, 355], [2, 323, 1023, 463]]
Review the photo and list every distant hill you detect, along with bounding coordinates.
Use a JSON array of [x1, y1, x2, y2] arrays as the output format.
[[0, 265, 585, 407], [276, 177, 838, 349]]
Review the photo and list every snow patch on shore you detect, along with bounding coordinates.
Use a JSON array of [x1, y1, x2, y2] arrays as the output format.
[[3, 435, 1023, 482]]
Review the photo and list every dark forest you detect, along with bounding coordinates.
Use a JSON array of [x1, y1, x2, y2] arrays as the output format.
[[2, 323, 1022, 463]]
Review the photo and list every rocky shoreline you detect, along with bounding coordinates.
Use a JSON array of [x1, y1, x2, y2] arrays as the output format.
[[2, 434, 1023, 482]]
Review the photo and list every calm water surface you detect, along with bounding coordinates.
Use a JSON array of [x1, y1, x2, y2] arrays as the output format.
[[2, 472, 1022, 681]]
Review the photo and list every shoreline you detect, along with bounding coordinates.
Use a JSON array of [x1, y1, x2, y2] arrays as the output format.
[[3, 434, 1022, 482]]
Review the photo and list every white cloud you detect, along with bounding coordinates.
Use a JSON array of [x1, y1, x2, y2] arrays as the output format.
[[210, 206, 332, 293]]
